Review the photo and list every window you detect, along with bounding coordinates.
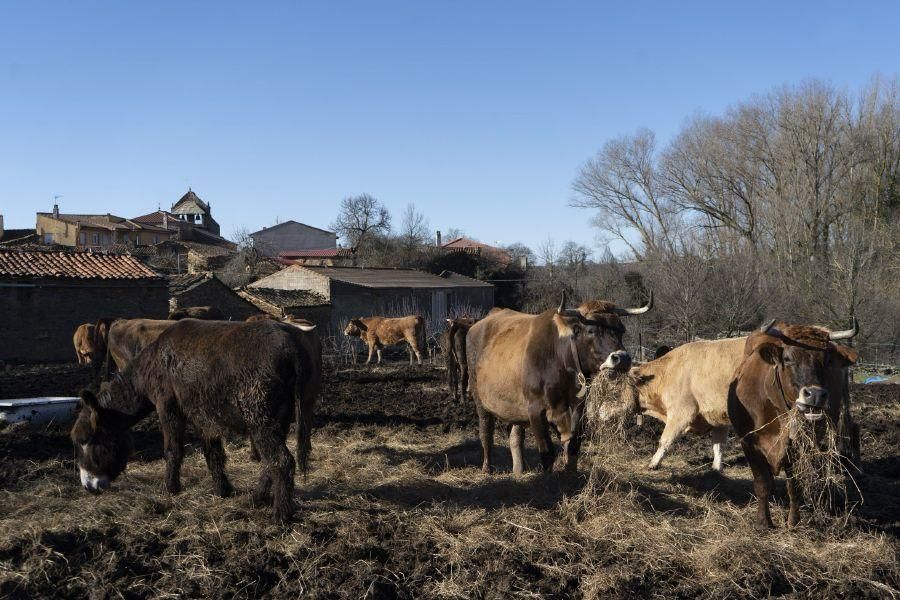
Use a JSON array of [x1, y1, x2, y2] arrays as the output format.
[[194, 214, 202, 223], [135, 235, 141, 245], [92, 233, 100, 245], [79, 232, 86, 245], [43, 233, 53, 244], [154, 235, 160, 244]]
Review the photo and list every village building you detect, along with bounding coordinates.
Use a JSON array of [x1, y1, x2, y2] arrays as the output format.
[[237, 287, 332, 328], [168, 272, 261, 320], [440, 234, 513, 265], [245, 264, 493, 334], [276, 247, 357, 267], [0, 214, 38, 246], [0, 249, 168, 362], [132, 189, 236, 251], [249, 221, 338, 257], [35, 205, 175, 249]]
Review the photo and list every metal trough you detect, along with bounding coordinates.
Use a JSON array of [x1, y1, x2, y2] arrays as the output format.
[[0, 397, 80, 426]]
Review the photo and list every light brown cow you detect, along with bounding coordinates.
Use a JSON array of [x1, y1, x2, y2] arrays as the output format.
[[73, 324, 97, 365], [600, 337, 746, 472], [467, 291, 652, 474], [344, 315, 426, 365], [728, 320, 858, 528]]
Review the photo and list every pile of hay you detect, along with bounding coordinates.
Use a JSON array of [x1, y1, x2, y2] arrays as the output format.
[[782, 409, 860, 522]]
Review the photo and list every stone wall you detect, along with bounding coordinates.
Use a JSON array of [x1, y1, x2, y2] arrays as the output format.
[[0, 278, 169, 363], [251, 223, 336, 256]]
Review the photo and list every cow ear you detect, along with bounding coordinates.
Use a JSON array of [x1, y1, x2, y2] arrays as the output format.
[[756, 342, 782, 365], [830, 343, 859, 366], [446, 318, 453, 325], [355, 320, 368, 331]]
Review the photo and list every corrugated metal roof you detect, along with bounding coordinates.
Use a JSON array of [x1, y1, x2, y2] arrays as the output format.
[[277, 248, 354, 258], [297, 265, 492, 289], [0, 249, 162, 280]]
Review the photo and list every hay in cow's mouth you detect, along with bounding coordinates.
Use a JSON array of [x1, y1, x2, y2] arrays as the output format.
[[781, 408, 859, 522]]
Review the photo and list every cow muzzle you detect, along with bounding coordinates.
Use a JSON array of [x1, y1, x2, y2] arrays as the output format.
[[795, 386, 828, 422], [601, 350, 631, 372]]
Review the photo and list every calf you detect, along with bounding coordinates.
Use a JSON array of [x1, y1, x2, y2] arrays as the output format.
[[442, 317, 478, 401], [344, 315, 426, 365], [71, 319, 321, 522], [73, 323, 97, 365], [168, 305, 226, 320], [727, 319, 858, 528]]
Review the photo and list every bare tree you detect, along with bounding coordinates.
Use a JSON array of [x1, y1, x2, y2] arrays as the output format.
[[398, 204, 430, 253], [331, 194, 392, 251]]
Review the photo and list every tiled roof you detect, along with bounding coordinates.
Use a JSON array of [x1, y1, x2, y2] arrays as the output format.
[[0, 229, 38, 244], [250, 220, 336, 237], [0, 249, 162, 280], [169, 273, 211, 295], [132, 210, 180, 228], [277, 248, 354, 258], [39, 213, 169, 233], [172, 190, 209, 213], [239, 287, 329, 309], [257, 265, 492, 289]]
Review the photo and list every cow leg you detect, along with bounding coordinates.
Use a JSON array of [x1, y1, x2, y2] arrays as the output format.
[[376, 347, 383, 364], [529, 412, 556, 473], [410, 340, 423, 366], [476, 403, 495, 474], [711, 426, 728, 473], [459, 359, 469, 403], [447, 358, 459, 401], [365, 343, 374, 364], [784, 460, 802, 528], [251, 426, 296, 522], [509, 424, 526, 476], [157, 400, 185, 495], [564, 404, 585, 474], [742, 439, 775, 528], [648, 414, 692, 470]]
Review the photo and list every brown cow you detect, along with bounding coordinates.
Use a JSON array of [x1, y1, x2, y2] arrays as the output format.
[[727, 319, 858, 528], [598, 337, 747, 472], [168, 305, 226, 320], [104, 319, 176, 378], [442, 317, 478, 401], [73, 324, 97, 365], [344, 315, 426, 365], [466, 291, 652, 474], [71, 319, 321, 522]]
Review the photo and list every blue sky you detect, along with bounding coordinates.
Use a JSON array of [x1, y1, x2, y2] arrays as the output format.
[[1, 1, 898, 254]]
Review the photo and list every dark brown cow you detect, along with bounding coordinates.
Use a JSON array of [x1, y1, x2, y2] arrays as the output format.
[[466, 291, 652, 474], [727, 319, 858, 528], [71, 319, 321, 522], [442, 317, 478, 401], [73, 323, 97, 365], [344, 315, 426, 365], [168, 305, 226, 320]]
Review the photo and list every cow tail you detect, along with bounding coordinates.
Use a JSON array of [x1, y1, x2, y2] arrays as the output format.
[[445, 327, 458, 387], [294, 350, 317, 477], [418, 316, 427, 357]]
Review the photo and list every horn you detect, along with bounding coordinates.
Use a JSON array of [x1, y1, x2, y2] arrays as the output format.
[[759, 318, 777, 334], [612, 290, 654, 316], [556, 290, 581, 318], [829, 317, 858, 341]]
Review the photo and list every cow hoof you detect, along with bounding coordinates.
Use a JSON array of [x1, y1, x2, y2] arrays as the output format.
[[481, 464, 493, 475], [647, 462, 660, 471]]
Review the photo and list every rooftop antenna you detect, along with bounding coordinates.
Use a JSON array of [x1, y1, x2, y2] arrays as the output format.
[[53, 194, 63, 204]]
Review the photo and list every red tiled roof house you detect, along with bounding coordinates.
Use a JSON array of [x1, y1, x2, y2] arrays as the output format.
[[0, 249, 168, 362]]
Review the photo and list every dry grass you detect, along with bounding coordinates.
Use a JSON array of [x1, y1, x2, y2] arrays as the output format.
[[0, 369, 898, 598]]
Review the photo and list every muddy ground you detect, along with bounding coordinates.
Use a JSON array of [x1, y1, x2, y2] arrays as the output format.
[[0, 363, 898, 599]]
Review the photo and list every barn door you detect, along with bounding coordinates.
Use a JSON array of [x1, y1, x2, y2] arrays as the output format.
[[431, 290, 448, 331]]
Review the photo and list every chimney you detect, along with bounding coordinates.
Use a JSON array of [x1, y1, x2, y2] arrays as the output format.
[[163, 212, 168, 229], [53, 204, 60, 219], [0, 214, 4, 235], [435, 230, 442, 247]]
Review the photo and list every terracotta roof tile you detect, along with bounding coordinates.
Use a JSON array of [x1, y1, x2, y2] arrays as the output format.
[[277, 248, 354, 258], [0, 249, 162, 280]]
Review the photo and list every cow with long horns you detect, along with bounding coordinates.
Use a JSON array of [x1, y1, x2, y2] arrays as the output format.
[[466, 291, 652, 474], [727, 319, 858, 528]]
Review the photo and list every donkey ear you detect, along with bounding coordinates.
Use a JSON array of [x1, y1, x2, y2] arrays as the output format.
[[80, 389, 100, 411]]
